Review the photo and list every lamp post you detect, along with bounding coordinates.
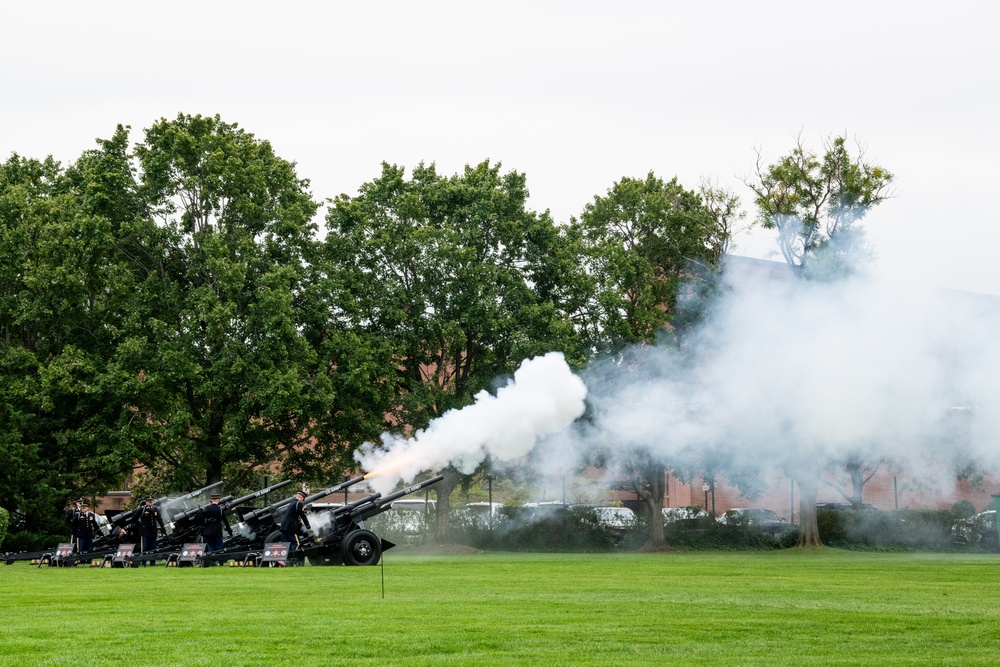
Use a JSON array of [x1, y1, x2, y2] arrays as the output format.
[[702, 482, 710, 510], [487, 475, 495, 530]]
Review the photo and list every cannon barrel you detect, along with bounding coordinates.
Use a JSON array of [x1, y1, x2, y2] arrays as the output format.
[[222, 479, 293, 510], [242, 475, 367, 524], [350, 475, 444, 522], [170, 495, 234, 525], [304, 475, 367, 505], [380, 475, 444, 508], [107, 480, 225, 528], [327, 492, 382, 517]]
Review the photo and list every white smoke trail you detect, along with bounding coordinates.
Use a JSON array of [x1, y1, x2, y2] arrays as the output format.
[[569, 262, 1000, 501], [355, 352, 588, 494]]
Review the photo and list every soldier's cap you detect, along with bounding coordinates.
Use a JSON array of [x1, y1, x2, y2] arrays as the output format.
[[77, 497, 85, 503], [210, 493, 222, 500], [295, 490, 306, 497], [81, 501, 90, 508], [143, 496, 154, 503]]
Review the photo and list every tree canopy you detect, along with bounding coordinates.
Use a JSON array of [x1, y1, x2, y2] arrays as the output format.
[[745, 134, 895, 547], [323, 160, 589, 541], [745, 134, 894, 279], [572, 172, 728, 548]]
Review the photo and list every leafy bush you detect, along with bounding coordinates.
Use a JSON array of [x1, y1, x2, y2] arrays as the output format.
[[818, 509, 954, 551], [448, 506, 618, 552], [365, 509, 436, 546], [951, 500, 977, 521], [665, 519, 796, 550]]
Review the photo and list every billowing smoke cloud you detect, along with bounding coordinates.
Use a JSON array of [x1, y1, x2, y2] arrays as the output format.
[[353, 254, 1000, 504], [565, 260, 1000, 501], [355, 352, 588, 494]]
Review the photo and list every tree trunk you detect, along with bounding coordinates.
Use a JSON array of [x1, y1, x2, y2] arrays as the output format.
[[795, 476, 823, 547], [638, 462, 666, 549], [432, 467, 460, 544]]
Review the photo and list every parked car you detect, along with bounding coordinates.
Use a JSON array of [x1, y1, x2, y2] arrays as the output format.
[[580, 506, 637, 542], [365, 497, 436, 542], [951, 510, 997, 549], [452, 502, 506, 528], [592, 506, 636, 530], [662, 506, 709, 523], [522, 501, 571, 518], [718, 508, 794, 535], [390, 498, 436, 513], [816, 502, 879, 511]]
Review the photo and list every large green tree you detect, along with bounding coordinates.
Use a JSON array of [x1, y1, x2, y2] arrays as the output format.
[[323, 160, 588, 541], [746, 134, 894, 546], [573, 172, 727, 548], [0, 150, 137, 548], [745, 134, 893, 279], [108, 114, 382, 490]]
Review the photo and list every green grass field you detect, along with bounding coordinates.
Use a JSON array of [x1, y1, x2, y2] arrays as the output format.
[[2, 549, 998, 666]]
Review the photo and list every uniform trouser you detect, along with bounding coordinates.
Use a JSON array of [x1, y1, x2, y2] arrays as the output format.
[[140, 531, 158, 553], [77, 536, 93, 553], [203, 535, 224, 553], [280, 531, 302, 551]]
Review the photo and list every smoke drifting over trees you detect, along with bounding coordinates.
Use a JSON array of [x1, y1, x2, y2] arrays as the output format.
[[359, 260, 1000, 517]]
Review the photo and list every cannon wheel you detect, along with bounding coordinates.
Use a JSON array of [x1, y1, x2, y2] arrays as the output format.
[[341, 529, 382, 566]]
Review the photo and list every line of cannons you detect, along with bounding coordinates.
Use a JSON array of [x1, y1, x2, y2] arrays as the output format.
[[5, 475, 443, 568]]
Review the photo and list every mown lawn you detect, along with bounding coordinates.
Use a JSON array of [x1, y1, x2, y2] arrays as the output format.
[[1, 549, 998, 666]]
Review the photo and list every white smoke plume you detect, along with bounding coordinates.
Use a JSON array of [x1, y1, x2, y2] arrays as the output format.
[[565, 260, 1000, 502], [355, 255, 1000, 505], [355, 352, 588, 494]]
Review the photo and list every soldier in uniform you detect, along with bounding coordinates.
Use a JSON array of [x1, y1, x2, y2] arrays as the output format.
[[200, 493, 230, 553], [65, 498, 83, 544], [279, 490, 312, 555], [74, 501, 99, 560], [137, 496, 167, 553]]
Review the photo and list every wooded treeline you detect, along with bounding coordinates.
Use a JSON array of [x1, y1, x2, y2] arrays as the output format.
[[0, 114, 891, 548]]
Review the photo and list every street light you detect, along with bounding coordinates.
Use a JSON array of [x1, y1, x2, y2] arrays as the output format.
[[702, 482, 710, 509]]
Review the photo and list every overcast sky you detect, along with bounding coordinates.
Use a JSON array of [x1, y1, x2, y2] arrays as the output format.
[[4, 1, 998, 293]]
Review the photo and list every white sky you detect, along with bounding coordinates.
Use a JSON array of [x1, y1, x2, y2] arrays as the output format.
[[4, 1, 998, 293]]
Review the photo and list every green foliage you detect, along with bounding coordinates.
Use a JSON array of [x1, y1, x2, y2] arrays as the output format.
[[376, 505, 622, 552], [664, 518, 797, 550], [951, 499, 977, 520], [103, 113, 380, 488], [747, 134, 894, 278], [473, 506, 617, 552], [571, 173, 728, 550], [816, 509, 960, 551], [574, 172, 723, 348], [0, 151, 135, 541], [324, 160, 588, 426], [0, 505, 8, 547], [324, 160, 590, 541]]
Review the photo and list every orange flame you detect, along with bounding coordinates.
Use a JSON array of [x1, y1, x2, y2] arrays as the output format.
[[361, 451, 424, 480]]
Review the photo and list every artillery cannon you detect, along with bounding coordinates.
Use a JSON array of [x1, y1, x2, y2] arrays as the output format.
[[202, 475, 444, 567], [92, 481, 226, 551], [118, 479, 294, 565], [229, 475, 366, 548], [2, 481, 226, 565], [156, 480, 293, 549]]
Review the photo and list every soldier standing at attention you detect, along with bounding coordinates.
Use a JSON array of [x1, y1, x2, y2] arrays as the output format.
[[66, 498, 83, 545], [74, 501, 99, 560], [200, 493, 230, 553], [138, 496, 167, 553], [279, 490, 312, 553]]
